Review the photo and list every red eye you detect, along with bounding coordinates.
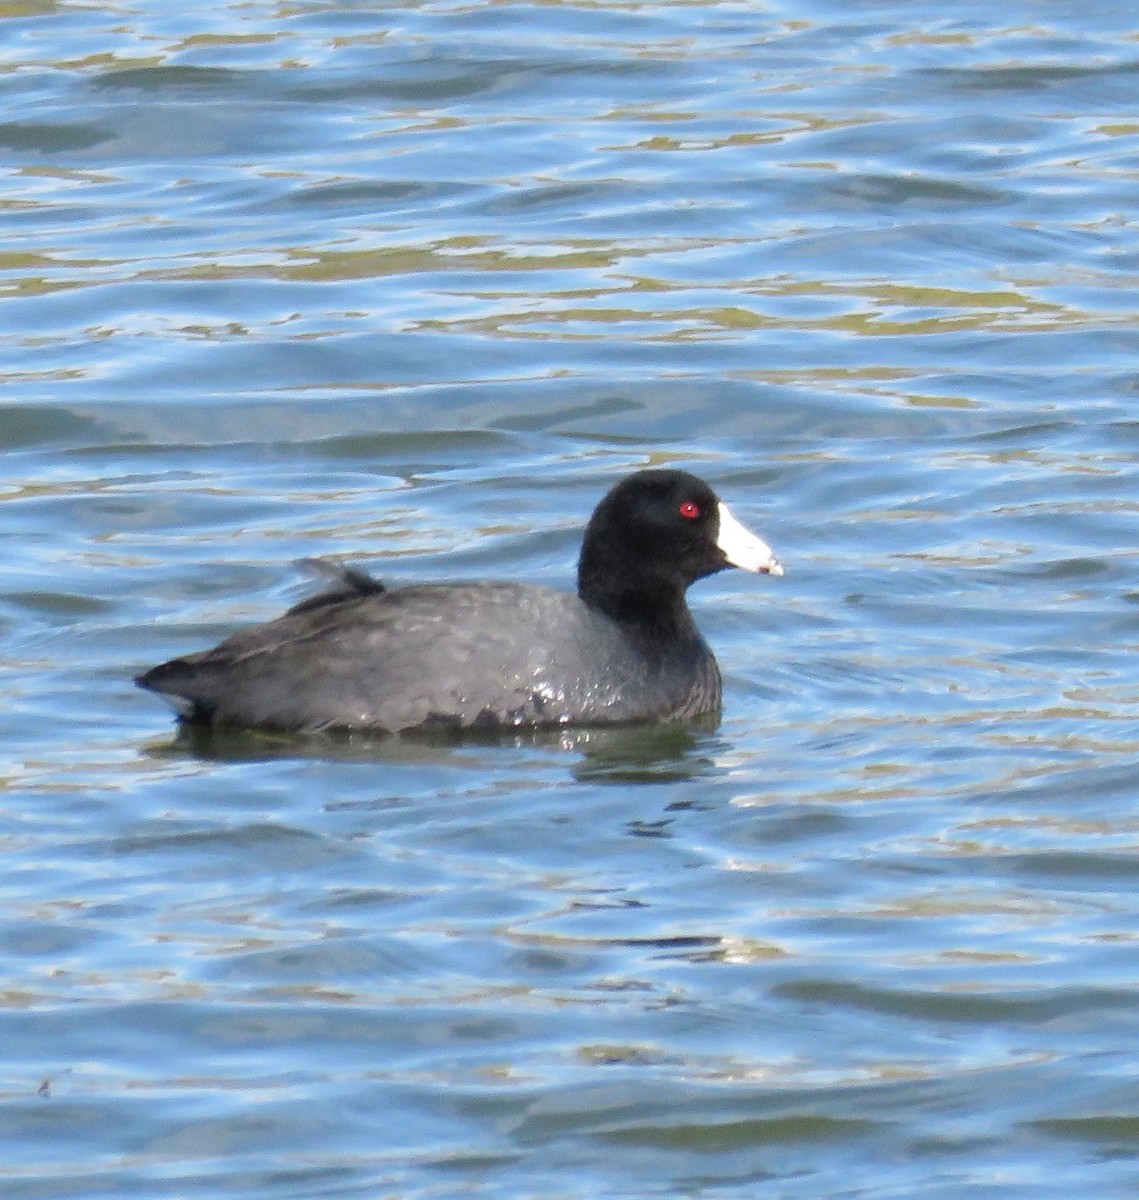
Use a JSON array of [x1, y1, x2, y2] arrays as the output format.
[[679, 500, 701, 520]]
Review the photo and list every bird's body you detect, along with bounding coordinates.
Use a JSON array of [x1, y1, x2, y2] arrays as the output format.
[[141, 578, 721, 732], [136, 469, 782, 734]]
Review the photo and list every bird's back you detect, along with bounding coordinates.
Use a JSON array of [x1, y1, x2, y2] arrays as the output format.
[[137, 580, 722, 733]]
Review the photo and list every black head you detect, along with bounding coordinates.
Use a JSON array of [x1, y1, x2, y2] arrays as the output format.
[[577, 469, 781, 629]]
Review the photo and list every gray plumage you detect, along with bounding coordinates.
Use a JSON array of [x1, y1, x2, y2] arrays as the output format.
[[136, 469, 782, 734]]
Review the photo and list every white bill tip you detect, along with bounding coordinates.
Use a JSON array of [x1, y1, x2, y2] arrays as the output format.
[[716, 502, 784, 576]]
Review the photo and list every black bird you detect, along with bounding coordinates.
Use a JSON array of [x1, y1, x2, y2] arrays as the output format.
[[136, 468, 783, 733]]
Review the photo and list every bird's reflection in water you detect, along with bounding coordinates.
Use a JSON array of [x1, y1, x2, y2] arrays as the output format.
[[144, 714, 725, 785]]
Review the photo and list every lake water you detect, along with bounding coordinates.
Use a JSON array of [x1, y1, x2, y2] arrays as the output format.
[[3, 1, 1139, 1196]]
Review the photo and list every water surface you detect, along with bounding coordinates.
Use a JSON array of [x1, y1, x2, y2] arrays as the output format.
[[3, 1, 1139, 1197]]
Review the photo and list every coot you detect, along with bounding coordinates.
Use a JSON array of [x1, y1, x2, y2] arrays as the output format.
[[136, 468, 783, 733]]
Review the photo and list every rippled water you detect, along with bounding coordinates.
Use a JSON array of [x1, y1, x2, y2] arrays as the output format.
[[4, 1, 1139, 1196]]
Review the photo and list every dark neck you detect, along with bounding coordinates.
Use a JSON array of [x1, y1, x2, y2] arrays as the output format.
[[578, 555, 698, 639]]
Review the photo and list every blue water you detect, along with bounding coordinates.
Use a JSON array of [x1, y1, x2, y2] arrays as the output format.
[[3, 1, 1139, 1196]]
